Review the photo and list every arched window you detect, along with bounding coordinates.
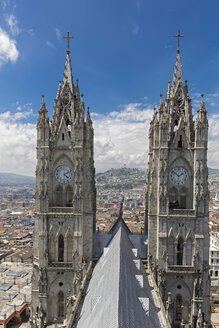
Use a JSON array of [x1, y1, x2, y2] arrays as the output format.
[[56, 185, 63, 207], [168, 236, 175, 265], [49, 234, 55, 262], [175, 294, 182, 322], [58, 291, 64, 317], [67, 234, 72, 262], [186, 238, 193, 265], [66, 185, 73, 207], [58, 235, 64, 262], [169, 187, 178, 209], [177, 237, 184, 265], [169, 187, 178, 203], [180, 187, 187, 209]]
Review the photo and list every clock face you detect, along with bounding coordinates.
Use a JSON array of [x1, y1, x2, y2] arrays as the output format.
[[169, 167, 189, 186], [55, 166, 73, 184]]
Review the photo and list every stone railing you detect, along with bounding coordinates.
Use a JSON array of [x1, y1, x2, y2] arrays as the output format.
[[167, 265, 194, 272], [169, 208, 195, 216], [49, 262, 73, 268], [48, 207, 73, 213]]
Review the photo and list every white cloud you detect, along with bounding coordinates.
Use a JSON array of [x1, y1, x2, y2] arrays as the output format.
[[208, 113, 219, 169], [135, 0, 141, 12], [0, 27, 18, 64], [46, 40, 55, 48], [28, 29, 34, 37], [0, 110, 36, 176], [1, 0, 9, 11], [6, 14, 20, 36], [132, 22, 139, 36], [0, 102, 218, 177], [93, 103, 154, 172], [0, 109, 33, 121], [55, 28, 61, 40]]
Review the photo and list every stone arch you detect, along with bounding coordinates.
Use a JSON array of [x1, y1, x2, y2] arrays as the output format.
[[169, 156, 193, 209]]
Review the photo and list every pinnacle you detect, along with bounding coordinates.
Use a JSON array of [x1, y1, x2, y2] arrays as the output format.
[[63, 52, 74, 93], [172, 50, 183, 94]]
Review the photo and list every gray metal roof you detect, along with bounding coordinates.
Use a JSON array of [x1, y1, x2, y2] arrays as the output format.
[[76, 220, 165, 328]]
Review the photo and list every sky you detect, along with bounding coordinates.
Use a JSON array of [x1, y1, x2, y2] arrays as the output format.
[[0, 0, 219, 176]]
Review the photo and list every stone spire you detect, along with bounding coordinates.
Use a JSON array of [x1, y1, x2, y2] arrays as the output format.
[[63, 52, 74, 93], [197, 94, 207, 122], [172, 49, 183, 93], [56, 80, 62, 100], [172, 30, 184, 94], [37, 94, 49, 128]]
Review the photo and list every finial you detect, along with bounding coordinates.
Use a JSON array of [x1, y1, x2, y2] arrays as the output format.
[[81, 93, 84, 102], [63, 31, 74, 54], [185, 80, 188, 85], [201, 93, 204, 99], [160, 93, 162, 99], [76, 78, 79, 85], [173, 29, 184, 53], [87, 106, 90, 112], [41, 94, 45, 102]]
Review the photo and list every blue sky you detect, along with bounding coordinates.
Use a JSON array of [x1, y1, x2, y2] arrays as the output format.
[[0, 0, 219, 175]]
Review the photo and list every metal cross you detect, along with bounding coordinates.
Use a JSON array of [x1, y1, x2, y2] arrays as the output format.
[[173, 29, 184, 50], [63, 31, 74, 52]]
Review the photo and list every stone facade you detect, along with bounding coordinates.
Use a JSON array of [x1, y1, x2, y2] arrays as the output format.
[[30, 49, 96, 326], [145, 47, 211, 327]]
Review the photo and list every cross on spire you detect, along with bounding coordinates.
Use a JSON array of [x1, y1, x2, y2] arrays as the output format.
[[173, 29, 184, 52], [63, 31, 74, 54]]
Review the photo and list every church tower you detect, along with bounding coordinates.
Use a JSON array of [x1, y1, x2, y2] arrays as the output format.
[[145, 31, 210, 327], [31, 33, 96, 326]]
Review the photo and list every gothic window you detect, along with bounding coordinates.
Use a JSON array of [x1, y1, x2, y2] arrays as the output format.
[[56, 185, 63, 207], [169, 187, 178, 203], [175, 294, 182, 322], [67, 234, 72, 262], [180, 187, 187, 209], [58, 235, 64, 262], [186, 238, 193, 265], [62, 133, 64, 141], [177, 237, 184, 265], [169, 187, 178, 209], [49, 234, 55, 262], [168, 237, 175, 265], [66, 185, 73, 207], [58, 291, 65, 317]]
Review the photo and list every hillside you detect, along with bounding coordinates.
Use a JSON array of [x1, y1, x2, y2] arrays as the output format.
[[0, 173, 35, 186], [0, 167, 218, 188], [96, 168, 145, 190]]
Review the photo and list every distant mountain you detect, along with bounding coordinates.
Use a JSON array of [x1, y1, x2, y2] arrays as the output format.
[[208, 168, 219, 174], [96, 168, 145, 190], [0, 173, 35, 186], [0, 167, 218, 188]]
